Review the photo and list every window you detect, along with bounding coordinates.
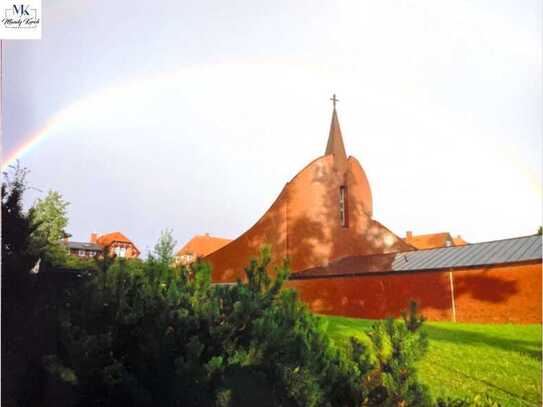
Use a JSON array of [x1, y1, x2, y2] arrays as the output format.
[[78, 250, 86, 256], [339, 185, 347, 227], [114, 246, 127, 257]]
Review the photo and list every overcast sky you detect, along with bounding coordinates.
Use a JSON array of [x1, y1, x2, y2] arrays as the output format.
[[3, 0, 542, 255]]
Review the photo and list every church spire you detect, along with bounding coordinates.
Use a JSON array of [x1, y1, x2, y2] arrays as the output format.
[[325, 94, 347, 167]]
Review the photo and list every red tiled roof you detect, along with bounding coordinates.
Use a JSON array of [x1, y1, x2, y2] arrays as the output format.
[[177, 234, 231, 258], [403, 232, 453, 249], [453, 235, 468, 246]]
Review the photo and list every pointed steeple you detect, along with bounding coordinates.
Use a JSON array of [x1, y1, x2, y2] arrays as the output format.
[[325, 95, 347, 171]]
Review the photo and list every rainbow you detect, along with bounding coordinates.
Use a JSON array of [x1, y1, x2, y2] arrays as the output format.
[[0, 60, 272, 171], [2, 61, 542, 205], [2, 111, 67, 171], [1, 68, 174, 171]]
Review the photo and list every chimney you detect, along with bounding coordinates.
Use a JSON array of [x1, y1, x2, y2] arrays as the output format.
[[406, 231, 413, 240], [90, 233, 98, 243]]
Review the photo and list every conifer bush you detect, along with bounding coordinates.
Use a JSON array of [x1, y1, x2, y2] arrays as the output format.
[[51, 248, 437, 406], [353, 301, 431, 406], [52, 248, 366, 406]]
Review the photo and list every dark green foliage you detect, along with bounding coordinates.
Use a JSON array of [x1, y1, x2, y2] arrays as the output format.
[[54, 247, 367, 407], [1, 165, 44, 286], [62, 254, 97, 271], [2, 166, 40, 404], [52, 245, 441, 407], [350, 300, 432, 406], [1, 165, 63, 406], [402, 300, 426, 332]]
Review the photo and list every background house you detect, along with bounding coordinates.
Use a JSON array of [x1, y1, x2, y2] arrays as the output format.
[[403, 231, 467, 249], [175, 234, 231, 265], [63, 232, 140, 259]]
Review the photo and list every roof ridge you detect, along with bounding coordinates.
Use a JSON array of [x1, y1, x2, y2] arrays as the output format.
[[406, 232, 451, 237], [409, 233, 540, 253]]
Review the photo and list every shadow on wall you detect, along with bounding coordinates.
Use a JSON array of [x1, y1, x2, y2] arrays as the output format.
[[208, 151, 413, 281], [288, 264, 531, 323], [286, 213, 328, 272], [286, 156, 409, 273], [454, 271, 519, 303], [288, 272, 453, 320]]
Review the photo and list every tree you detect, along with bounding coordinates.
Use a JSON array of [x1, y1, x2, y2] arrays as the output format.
[[1, 165, 44, 277], [30, 190, 70, 266], [52, 249, 368, 406], [51, 247, 437, 407], [352, 301, 431, 406], [1, 164, 48, 407], [31, 190, 69, 244], [152, 228, 177, 264]]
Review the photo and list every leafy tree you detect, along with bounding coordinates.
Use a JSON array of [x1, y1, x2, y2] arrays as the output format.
[[31, 190, 70, 266], [31, 190, 70, 244], [152, 228, 177, 264]]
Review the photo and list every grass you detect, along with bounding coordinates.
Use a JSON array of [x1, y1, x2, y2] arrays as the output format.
[[321, 315, 542, 406]]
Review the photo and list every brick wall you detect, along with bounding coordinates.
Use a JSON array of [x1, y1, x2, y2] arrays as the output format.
[[286, 262, 541, 323]]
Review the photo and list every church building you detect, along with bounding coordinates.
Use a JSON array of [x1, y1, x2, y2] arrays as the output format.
[[205, 96, 412, 281], [184, 97, 541, 324]]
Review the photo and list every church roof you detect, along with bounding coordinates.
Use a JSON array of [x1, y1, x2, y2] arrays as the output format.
[[325, 108, 347, 158], [177, 234, 231, 258], [325, 104, 348, 172], [291, 234, 542, 279]]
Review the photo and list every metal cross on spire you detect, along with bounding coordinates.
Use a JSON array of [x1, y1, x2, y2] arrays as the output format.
[[330, 94, 339, 109]]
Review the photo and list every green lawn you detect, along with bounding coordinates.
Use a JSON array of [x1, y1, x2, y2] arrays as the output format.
[[321, 315, 542, 406]]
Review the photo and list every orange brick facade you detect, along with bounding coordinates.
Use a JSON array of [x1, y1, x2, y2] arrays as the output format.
[[207, 153, 411, 281], [287, 262, 541, 323], [200, 104, 542, 324]]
